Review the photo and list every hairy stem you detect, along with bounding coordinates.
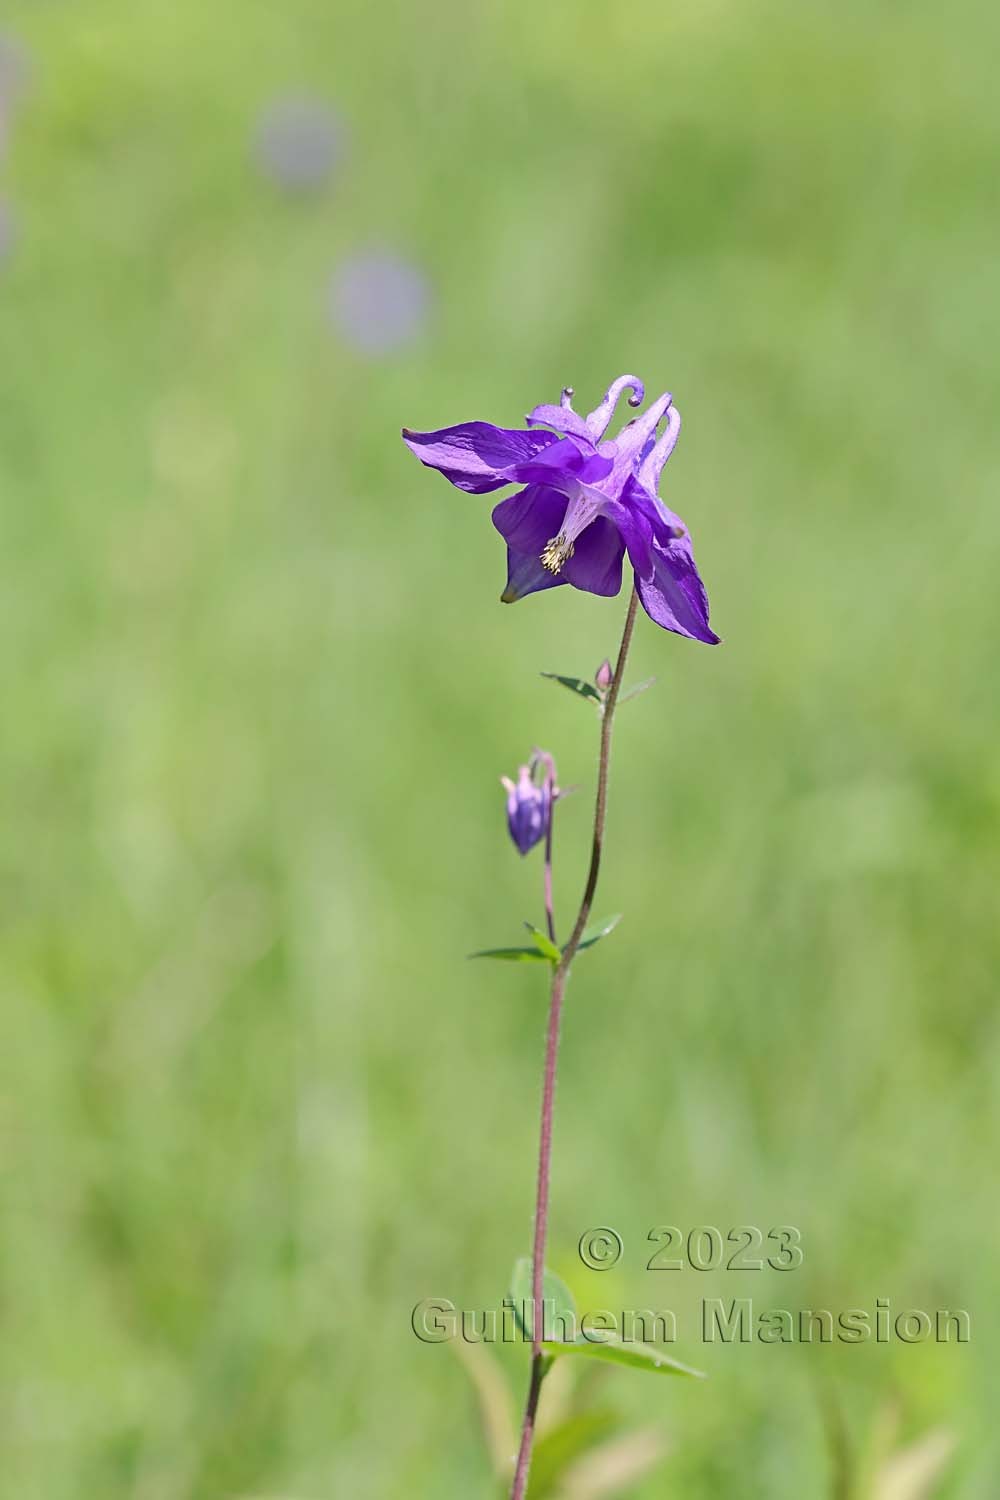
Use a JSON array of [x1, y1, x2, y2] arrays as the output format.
[[509, 587, 640, 1500]]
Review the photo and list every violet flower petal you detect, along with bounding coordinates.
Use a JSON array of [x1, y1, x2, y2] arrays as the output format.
[[513, 435, 614, 487], [525, 403, 593, 441], [561, 518, 625, 597], [493, 481, 625, 598], [601, 495, 654, 579], [402, 422, 560, 494], [492, 486, 568, 602], [492, 484, 566, 551]]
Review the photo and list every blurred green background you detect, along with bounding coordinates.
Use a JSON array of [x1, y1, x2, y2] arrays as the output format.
[[2, 1, 998, 1496]]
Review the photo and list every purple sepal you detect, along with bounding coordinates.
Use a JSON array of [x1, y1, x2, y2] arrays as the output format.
[[402, 422, 561, 494]]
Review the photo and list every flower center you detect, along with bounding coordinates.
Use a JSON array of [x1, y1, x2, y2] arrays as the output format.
[[540, 533, 574, 573], [538, 484, 602, 576]]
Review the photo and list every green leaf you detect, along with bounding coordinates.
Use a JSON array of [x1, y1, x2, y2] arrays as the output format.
[[619, 675, 657, 705], [510, 1257, 577, 1341], [574, 914, 622, 953], [525, 924, 561, 964], [541, 1336, 705, 1379], [468, 946, 551, 963], [541, 672, 602, 705], [529, 1409, 621, 1498]]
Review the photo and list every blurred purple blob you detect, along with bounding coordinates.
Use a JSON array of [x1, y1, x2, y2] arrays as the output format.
[[253, 95, 346, 191], [0, 35, 29, 113], [329, 250, 431, 356], [0, 34, 30, 159], [0, 201, 14, 264]]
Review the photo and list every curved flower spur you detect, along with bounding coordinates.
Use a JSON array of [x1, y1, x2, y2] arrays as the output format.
[[402, 374, 719, 644]]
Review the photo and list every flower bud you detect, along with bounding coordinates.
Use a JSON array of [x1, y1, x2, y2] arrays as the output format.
[[500, 760, 552, 856], [595, 658, 614, 694]]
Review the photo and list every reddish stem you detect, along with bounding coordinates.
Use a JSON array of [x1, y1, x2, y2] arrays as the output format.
[[509, 587, 640, 1500]]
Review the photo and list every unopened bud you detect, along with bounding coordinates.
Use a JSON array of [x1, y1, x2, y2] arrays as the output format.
[[500, 758, 554, 856], [595, 659, 614, 694]]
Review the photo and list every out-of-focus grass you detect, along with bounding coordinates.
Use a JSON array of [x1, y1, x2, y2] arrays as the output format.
[[1, 1, 998, 1496]]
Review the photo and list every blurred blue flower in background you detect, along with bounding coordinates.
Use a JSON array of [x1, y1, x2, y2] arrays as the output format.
[[329, 249, 430, 356], [253, 95, 347, 191], [0, 33, 30, 163], [0, 201, 14, 264], [0, 34, 29, 100]]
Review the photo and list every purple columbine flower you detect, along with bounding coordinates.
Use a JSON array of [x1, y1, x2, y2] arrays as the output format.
[[402, 375, 718, 644], [501, 759, 553, 856]]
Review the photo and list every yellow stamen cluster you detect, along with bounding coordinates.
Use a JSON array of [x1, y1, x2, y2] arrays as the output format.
[[540, 533, 574, 574]]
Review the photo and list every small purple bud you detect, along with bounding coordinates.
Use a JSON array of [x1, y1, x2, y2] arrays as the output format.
[[500, 762, 551, 856], [595, 659, 614, 694]]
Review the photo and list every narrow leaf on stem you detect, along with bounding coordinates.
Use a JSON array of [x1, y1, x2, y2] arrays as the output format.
[[525, 924, 561, 965], [618, 676, 657, 705], [541, 1337, 705, 1379], [573, 914, 622, 953], [468, 946, 551, 963], [541, 672, 602, 705]]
